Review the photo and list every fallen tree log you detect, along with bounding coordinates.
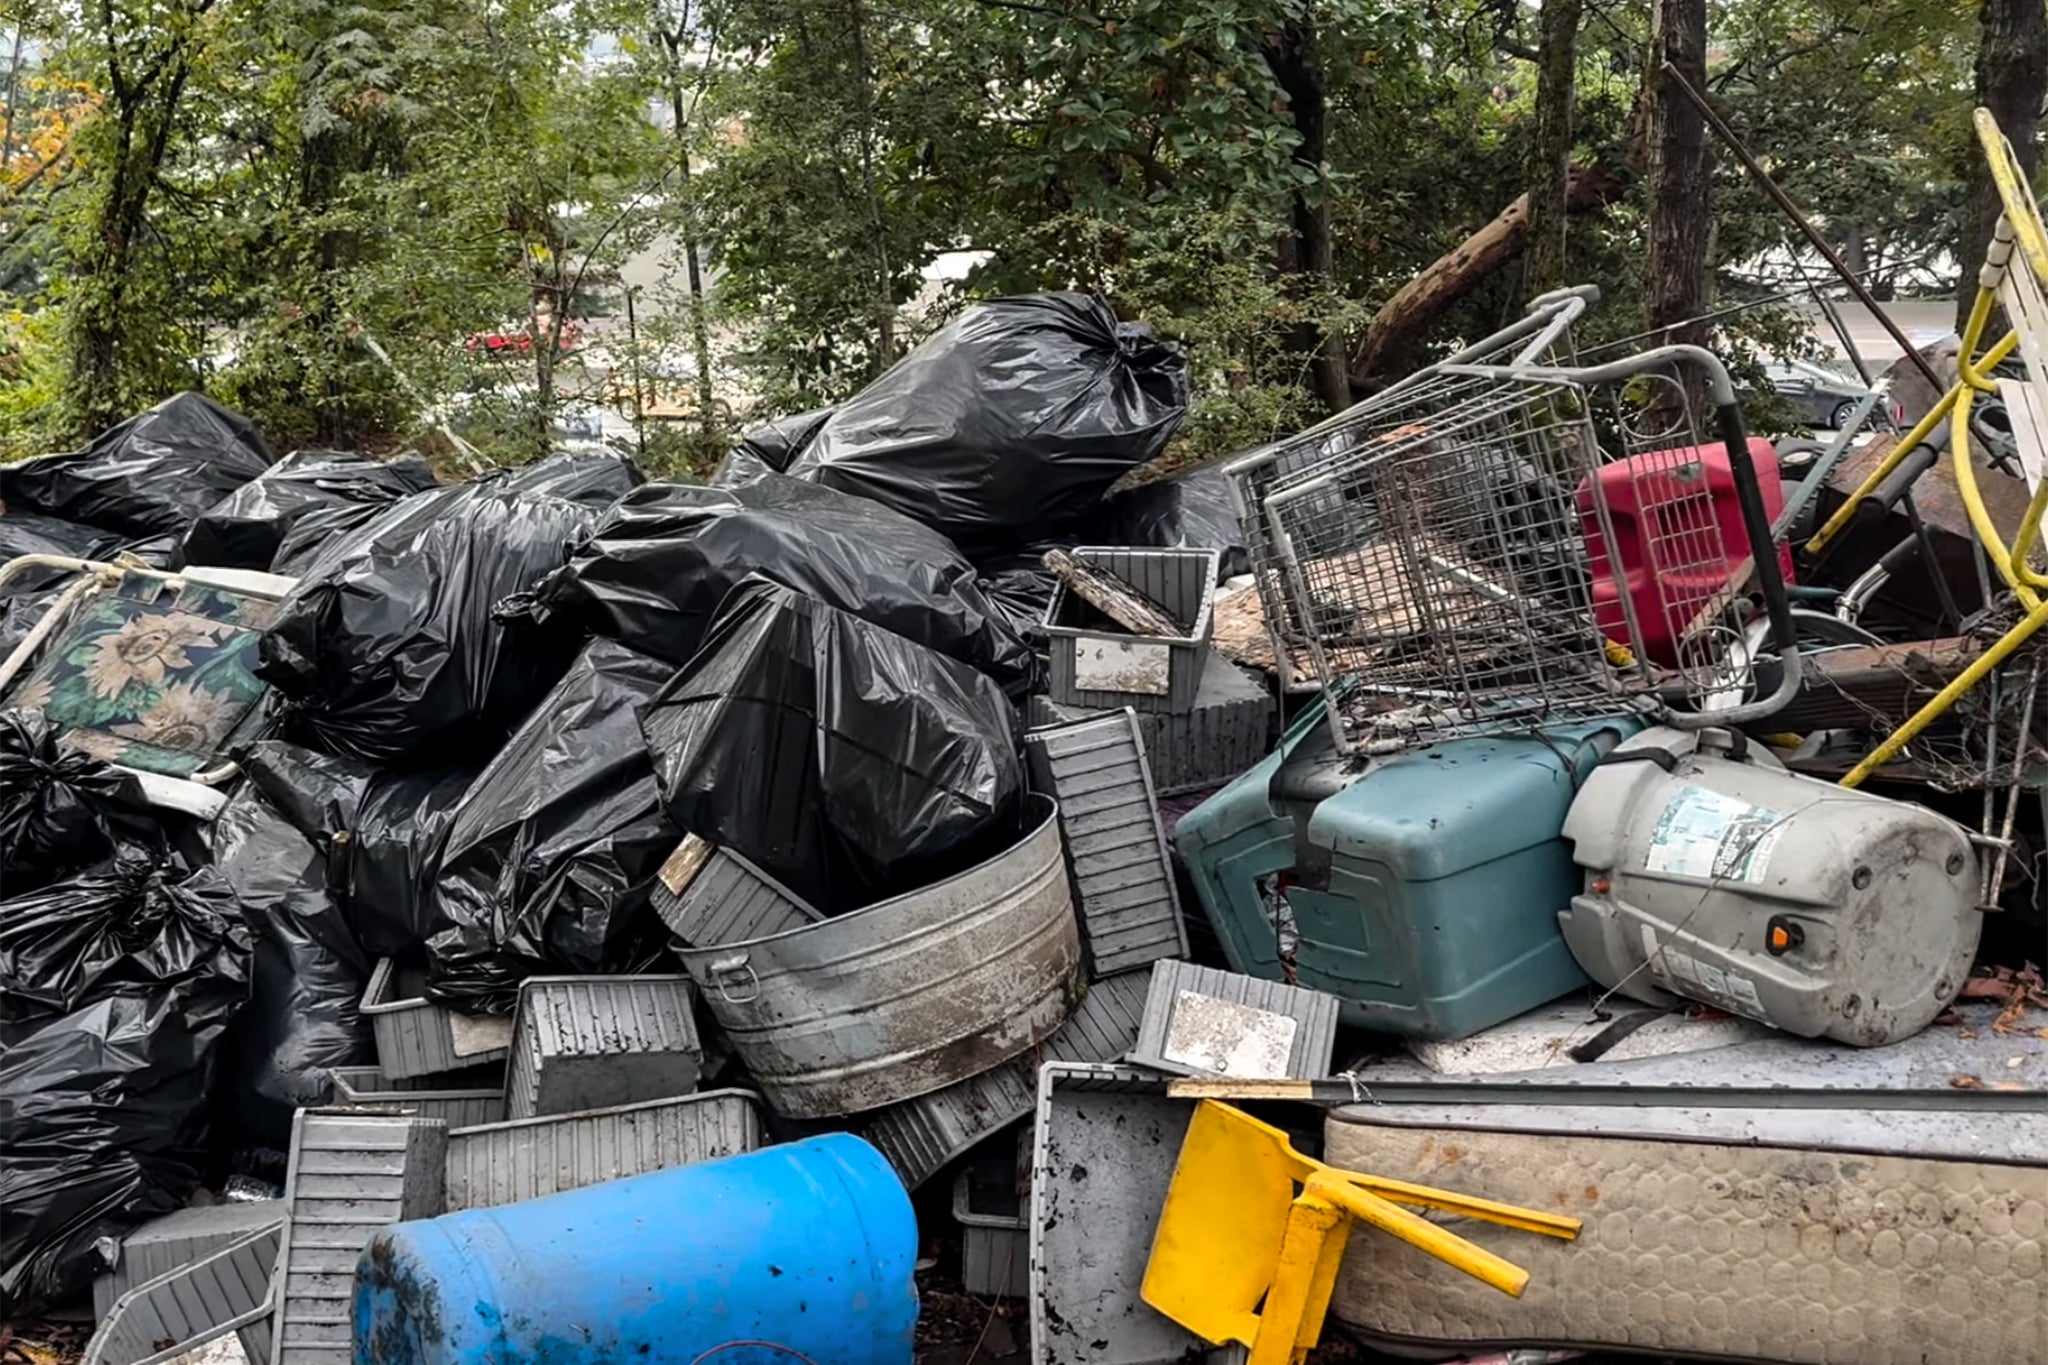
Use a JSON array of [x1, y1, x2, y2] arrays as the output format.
[[1348, 162, 1628, 392], [1043, 548, 1190, 636]]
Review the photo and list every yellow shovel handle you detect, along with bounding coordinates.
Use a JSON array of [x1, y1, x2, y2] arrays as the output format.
[[1306, 1173, 1532, 1297]]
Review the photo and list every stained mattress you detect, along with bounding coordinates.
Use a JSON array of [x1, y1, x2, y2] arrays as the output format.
[[1324, 1116, 2048, 1364]]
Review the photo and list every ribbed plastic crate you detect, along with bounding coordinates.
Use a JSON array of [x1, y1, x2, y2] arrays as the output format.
[[953, 1138, 1030, 1298], [507, 974, 703, 1120], [85, 1223, 282, 1365], [272, 1111, 447, 1365], [443, 1090, 766, 1211], [863, 968, 1149, 1189], [1028, 712, 1187, 978], [1128, 960, 1340, 1079], [1027, 651, 1272, 796], [1044, 547, 1220, 715], [651, 835, 825, 946], [361, 958, 512, 1079], [327, 1065, 506, 1129], [91, 1201, 284, 1321]]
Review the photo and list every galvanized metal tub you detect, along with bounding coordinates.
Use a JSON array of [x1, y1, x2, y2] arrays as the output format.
[[676, 793, 1083, 1118]]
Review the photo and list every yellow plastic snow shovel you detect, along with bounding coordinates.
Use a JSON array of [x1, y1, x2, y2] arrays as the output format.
[[1142, 1101, 1580, 1365]]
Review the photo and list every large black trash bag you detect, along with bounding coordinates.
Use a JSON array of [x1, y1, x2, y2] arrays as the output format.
[[0, 865, 253, 1312], [0, 710, 154, 892], [211, 786, 373, 1142], [238, 740, 476, 957], [424, 640, 678, 1013], [256, 484, 595, 766], [181, 450, 439, 572], [495, 447, 643, 507], [521, 475, 1040, 696], [710, 406, 836, 488], [785, 294, 1188, 556], [0, 393, 275, 540], [0, 511, 123, 562], [1101, 462, 1250, 580], [640, 578, 1024, 915]]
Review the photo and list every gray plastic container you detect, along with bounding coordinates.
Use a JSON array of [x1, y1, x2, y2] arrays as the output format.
[[507, 974, 703, 1119], [1128, 959, 1340, 1079], [326, 1065, 506, 1128], [444, 1089, 766, 1210], [361, 958, 512, 1079], [84, 1224, 282, 1365], [953, 1136, 1031, 1299], [1028, 711, 1187, 978], [651, 835, 827, 946], [1044, 547, 1220, 715], [272, 1111, 447, 1365], [864, 968, 1149, 1189], [92, 1201, 284, 1321], [1026, 652, 1272, 796]]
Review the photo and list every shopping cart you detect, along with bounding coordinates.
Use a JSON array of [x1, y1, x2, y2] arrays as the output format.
[[1223, 286, 1599, 692], [1255, 345, 1803, 757]]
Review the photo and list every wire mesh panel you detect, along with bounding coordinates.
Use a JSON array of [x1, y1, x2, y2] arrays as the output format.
[[1263, 377, 1635, 753], [1224, 295, 1591, 684]]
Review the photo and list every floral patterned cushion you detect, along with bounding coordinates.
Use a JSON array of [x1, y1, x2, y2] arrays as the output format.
[[5, 577, 274, 776]]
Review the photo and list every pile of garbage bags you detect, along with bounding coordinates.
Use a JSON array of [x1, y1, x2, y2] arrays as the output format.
[[0, 289, 1213, 1314]]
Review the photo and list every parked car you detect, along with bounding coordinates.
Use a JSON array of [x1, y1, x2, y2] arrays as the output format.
[[1762, 358, 1874, 429]]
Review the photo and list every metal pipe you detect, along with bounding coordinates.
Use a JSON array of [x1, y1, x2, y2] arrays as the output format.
[[1658, 60, 1946, 397]]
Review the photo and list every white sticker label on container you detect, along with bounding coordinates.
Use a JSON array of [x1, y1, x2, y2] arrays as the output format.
[[1159, 990, 1298, 1078], [1642, 785, 1783, 884], [1073, 636, 1172, 695], [449, 1012, 515, 1058], [1640, 925, 1770, 1022]]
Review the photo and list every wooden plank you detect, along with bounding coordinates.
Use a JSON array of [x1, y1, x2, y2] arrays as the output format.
[[1043, 549, 1190, 636]]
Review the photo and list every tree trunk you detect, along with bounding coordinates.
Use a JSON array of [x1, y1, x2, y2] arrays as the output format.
[[1957, 0, 2048, 334], [842, 0, 895, 368], [1643, 0, 1711, 427], [1263, 16, 1350, 413], [662, 27, 719, 438], [1347, 164, 1625, 391], [1523, 0, 1583, 301]]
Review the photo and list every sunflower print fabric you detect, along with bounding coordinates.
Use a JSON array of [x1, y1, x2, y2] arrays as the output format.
[[5, 580, 274, 775]]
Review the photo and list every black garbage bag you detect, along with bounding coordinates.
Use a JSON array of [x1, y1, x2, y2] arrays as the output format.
[[256, 484, 595, 766], [424, 640, 678, 1013], [0, 393, 275, 540], [521, 475, 1039, 696], [710, 406, 836, 488], [495, 448, 643, 507], [0, 865, 253, 1313], [211, 786, 373, 1142], [974, 558, 1060, 637], [238, 741, 477, 957], [0, 710, 156, 892], [640, 578, 1024, 915], [785, 294, 1187, 557], [0, 511, 122, 562], [181, 450, 439, 572], [1101, 462, 1250, 580]]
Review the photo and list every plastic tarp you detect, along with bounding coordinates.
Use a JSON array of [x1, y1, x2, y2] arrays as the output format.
[[785, 294, 1187, 556], [238, 741, 476, 958], [0, 393, 275, 540], [640, 578, 1024, 915], [425, 639, 678, 1013], [522, 475, 1040, 695], [256, 483, 595, 766], [0, 865, 253, 1312], [0, 710, 154, 892], [211, 786, 373, 1143], [710, 406, 835, 488], [181, 449, 439, 572]]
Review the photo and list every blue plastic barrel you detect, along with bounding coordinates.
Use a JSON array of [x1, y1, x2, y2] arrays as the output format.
[[352, 1132, 918, 1365]]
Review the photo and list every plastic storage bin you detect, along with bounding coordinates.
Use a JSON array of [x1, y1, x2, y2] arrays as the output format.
[[362, 958, 512, 1078], [1044, 547, 1219, 715], [1175, 693, 1641, 1040], [1027, 650, 1272, 795]]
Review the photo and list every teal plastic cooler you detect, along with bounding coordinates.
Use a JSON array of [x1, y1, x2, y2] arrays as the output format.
[[1175, 697, 1641, 1040]]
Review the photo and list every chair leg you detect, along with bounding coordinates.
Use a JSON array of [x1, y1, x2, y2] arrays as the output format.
[[1249, 1194, 1350, 1365]]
